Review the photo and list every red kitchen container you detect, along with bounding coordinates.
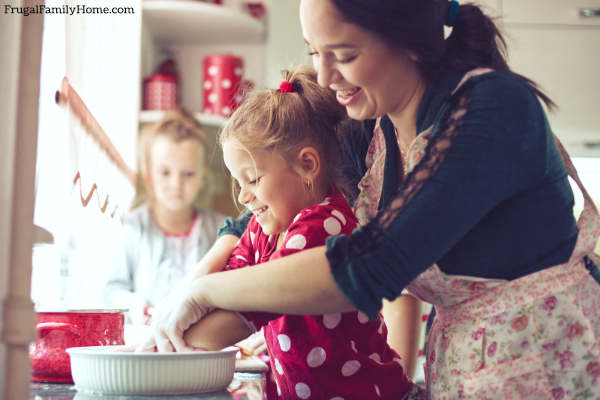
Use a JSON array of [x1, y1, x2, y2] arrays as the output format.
[[30, 309, 126, 383], [203, 54, 244, 117], [143, 73, 178, 110]]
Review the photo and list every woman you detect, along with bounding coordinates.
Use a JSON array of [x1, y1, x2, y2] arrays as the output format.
[[147, 0, 600, 397]]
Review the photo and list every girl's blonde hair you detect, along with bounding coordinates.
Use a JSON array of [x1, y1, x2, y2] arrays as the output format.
[[132, 107, 210, 209], [219, 66, 347, 191]]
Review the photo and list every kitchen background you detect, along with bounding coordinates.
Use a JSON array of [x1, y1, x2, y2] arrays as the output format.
[[1, 0, 600, 398]]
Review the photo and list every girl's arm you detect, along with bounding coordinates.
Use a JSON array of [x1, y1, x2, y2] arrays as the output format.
[[183, 309, 252, 351], [381, 296, 422, 379], [190, 234, 240, 278]]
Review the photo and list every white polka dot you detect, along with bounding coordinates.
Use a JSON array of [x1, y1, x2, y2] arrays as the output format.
[[324, 217, 342, 235], [208, 65, 218, 76], [208, 93, 217, 103], [274, 358, 284, 375], [278, 334, 291, 351], [293, 213, 302, 223], [222, 106, 231, 116], [286, 234, 307, 249], [250, 231, 255, 244], [357, 312, 369, 324], [393, 357, 403, 365], [254, 250, 259, 263], [295, 382, 311, 399], [276, 382, 281, 395], [331, 209, 346, 225], [341, 360, 361, 376], [234, 255, 248, 262], [323, 313, 341, 329], [203, 80, 212, 90], [369, 353, 382, 364], [235, 94, 243, 103], [306, 347, 326, 368], [234, 67, 243, 76], [319, 198, 330, 205], [221, 78, 232, 89], [374, 384, 381, 397], [350, 340, 358, 353]]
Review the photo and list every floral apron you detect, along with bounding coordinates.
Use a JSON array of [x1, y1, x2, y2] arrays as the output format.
[[402, 72, 600, 399]]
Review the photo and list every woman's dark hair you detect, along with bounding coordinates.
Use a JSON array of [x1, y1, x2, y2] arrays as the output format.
[[330, 0, 555, 109]]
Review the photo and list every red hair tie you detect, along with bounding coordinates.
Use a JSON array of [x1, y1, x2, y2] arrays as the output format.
[[279, 81, 296, 93]]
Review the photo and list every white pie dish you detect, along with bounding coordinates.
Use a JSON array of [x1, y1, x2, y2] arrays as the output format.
[[66, 345, 239, 395]]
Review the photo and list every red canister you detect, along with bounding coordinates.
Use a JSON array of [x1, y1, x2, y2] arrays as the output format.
[[143, 73, 178, 110], [203, 54, 244, 117], [30, 309, 126, 383]]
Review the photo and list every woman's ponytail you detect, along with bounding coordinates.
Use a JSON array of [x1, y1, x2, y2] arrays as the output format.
[[442, 4, 555, 109]]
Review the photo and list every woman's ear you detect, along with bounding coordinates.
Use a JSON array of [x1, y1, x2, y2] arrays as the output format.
[[294, 146, 321, 181]]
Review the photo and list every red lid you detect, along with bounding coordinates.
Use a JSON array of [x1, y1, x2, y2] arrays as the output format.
[[144, 73, 177, 83], [203, 54, 243, 65]]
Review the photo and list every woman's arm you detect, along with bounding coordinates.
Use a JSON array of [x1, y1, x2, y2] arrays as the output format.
[[197, 246, 354, 315], [183, 309, 252, 351]]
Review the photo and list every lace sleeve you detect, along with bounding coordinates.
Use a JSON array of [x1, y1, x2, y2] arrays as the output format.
[[329, 90, 472, 265]]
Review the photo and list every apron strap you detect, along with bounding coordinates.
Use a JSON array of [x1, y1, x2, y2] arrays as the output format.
[[553, 134, 599, 216]]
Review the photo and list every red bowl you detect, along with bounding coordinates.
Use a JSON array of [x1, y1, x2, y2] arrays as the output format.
[[30, 309, 126, 383]]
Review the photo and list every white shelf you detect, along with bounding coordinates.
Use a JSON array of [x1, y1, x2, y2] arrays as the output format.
[[139, 110, 228, 128], [142, 0, 266, 45]]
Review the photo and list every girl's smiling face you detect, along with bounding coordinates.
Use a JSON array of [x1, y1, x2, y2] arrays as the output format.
[[222, 140, 311, 236], [300, 0, 423, 121]]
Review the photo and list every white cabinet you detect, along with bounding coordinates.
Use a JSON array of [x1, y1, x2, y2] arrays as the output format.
[[139, 0, 268, 215], [139, 0, 266, 124], [476, 0, 600, 156]]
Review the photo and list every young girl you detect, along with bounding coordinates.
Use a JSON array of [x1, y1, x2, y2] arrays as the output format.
[[181, 67, 422, 400], [103, 108, 225, 325]]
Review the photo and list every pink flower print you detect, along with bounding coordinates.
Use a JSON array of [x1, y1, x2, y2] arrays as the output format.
[[587, 361, 600, 378], [566, 322, 584, 340], [552, 387, 565, 400], [429, 350, 436, 363], [555, 350, 575, 370], [511, 315, 529, 332], [542, 340, 559, 351], [490, 311, 508, 325], [451, 369, 462, 376], [487, 341, 497, 358], [541, 296, 557, 312], [521, 340, 530, 349], [471, 327, 485, 341], [468, 282, 487, 291]]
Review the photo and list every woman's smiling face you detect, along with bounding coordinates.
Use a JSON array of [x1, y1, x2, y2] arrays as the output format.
[[300, 0, 422, 121]]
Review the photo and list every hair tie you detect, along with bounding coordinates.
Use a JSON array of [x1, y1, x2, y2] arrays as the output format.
[[445, 0, 460, 27], [279, 81, 296, 93]]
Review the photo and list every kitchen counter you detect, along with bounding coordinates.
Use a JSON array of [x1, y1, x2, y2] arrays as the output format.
[[29, 372, 266, 400]]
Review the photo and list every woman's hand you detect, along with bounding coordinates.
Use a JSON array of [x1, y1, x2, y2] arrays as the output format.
[[136, 280, 212, 352]]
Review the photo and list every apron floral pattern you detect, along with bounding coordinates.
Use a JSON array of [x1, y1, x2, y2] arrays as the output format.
[[353, 68, 600, 399], [402, 71, 600, 399]]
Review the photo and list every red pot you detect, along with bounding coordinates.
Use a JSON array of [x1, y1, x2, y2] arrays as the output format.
[[30, 309, 126, 383]]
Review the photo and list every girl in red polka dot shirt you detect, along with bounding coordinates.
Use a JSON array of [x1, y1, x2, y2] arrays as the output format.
[[183, 67, 423, 399]]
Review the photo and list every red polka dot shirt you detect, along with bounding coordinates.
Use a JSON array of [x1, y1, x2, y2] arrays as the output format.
[[226, 187, 413, 399]]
